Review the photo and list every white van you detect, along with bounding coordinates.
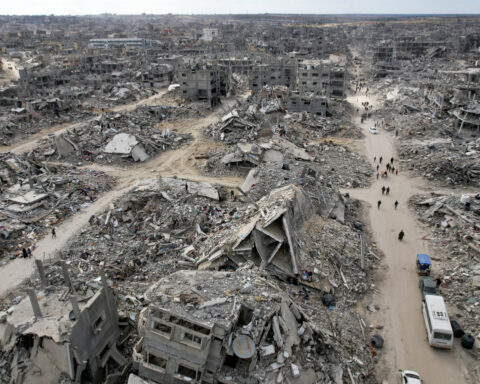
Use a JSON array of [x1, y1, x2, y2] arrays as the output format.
[[422, 294, 453, 349]]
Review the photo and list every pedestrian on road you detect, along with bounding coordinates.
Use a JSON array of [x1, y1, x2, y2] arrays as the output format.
[[394, 200, 398, 209], [434, 275, 442, 289], [374, 156, 376, 162], [379, 156, 382, 164], [22, 247, 28, 259], [386, 163, 390, 171], [392, 166, 395, 173], [386, 187, 390, 195], [390, 157, 394, 164], [377, 200, 382, 209], [376, 172, 379, 180], [398, 230, 405, 241], [27, 248, 32, 258], [376, 164, 379, 171], [381, 186, 385, 195], [395, 170, 398, 175], [395, 129, 399, 137], [51, 227, 56, 238]]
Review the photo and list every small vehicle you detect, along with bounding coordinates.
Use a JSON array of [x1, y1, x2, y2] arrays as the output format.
[[422, 294, 453, 349], [369, 126, 379, 134], [400, 370, 422, 384], [419, 276, 436, 300], [416, 253, 431, 276]]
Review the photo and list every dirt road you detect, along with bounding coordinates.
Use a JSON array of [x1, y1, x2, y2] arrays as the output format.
[[0, 94, 245, 297], [347, 92, 473, 383]]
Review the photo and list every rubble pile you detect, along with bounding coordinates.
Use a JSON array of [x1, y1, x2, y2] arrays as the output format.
[[0, 103, 93, 146], [58, 177, 240, 298], [0, 272, 132, 384], [205, 108, 263, 143], [0, 179, 379, 384], [367, 53, 480, 187], [411, 193, 480, 337], [0, 152, 115, 261], [27, 106, 196, 165], [397, 135, 480, 186], [205, 98, 358, 145], [134, 269, 376, 384], [203, 136, 372, 201]]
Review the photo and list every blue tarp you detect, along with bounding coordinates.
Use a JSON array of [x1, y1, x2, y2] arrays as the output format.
[[417, 253, 431, 266]]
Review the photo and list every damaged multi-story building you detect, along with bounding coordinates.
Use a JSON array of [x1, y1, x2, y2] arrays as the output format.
[[296, 59, 347, 99], [0, 263, 128, 384], [249, 60, 297, 93], [178, 64, 231, 107]]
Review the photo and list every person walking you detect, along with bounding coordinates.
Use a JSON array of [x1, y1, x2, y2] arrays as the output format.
[[398, 230, 405, 241], [377, 200, 382, 209], [374, 156, 376, 162], [379, 156, 382, 164], [22, 247, 28, 259], [390, 157, 394, 164], [386, 187, 390, 195], [434, 275, 442, 289], [394, 200, 398, 209], [376, 164, 379, 171], [395, 169, 398, 175], [376, 172, 379, 180], [27, 248, 32, 258], [51, 227, 56, 238], [381, 186, 385, 195], [391, 166, 395, 174]]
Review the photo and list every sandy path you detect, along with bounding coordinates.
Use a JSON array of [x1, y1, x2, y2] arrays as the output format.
[[0, 95, 245, 297], [0, 184, 130, 298], [346, 92, 472, 383]]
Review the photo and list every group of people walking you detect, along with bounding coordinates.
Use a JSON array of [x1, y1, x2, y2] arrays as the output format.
[[375, 156, 399, 179], [374, 155, 404, 241]]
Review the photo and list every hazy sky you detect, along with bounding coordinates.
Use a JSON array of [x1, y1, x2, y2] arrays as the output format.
[[2, 0, 480, 15]]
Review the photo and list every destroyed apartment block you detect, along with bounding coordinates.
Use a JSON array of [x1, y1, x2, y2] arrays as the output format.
[[286, 92, 328, 116], [178, 64, 231, 108], [296, 59, 347, 99], [133, 270, 326, 384], [0, 262, 127, 384], [249, 60, 297, 93], [196, 185, 312, 278]]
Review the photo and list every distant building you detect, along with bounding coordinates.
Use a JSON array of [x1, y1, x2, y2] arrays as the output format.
[[249, 60, 296, 93], [286, 92, 328, 116], [179, 65, 230, 107], [297, 59, 346, 99], [200, 28, 219, 41], [88, 38, 152, 49]]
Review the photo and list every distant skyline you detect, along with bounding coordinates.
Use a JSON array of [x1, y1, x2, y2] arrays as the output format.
[[2, 1, 480, 16]]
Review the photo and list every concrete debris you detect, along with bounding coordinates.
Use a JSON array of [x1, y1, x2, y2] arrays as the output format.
[[0, 265, 129, 384], [0, 152, 114, 261], [411, 193, 480, 339]]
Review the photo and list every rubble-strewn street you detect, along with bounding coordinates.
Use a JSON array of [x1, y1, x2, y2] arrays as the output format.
[[0, 12, 479, 384]]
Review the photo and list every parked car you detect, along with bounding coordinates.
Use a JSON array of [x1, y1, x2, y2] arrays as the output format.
[[400, 370, 422, 384], [368, 126, 378, 134], [419, 276, 436, 300]]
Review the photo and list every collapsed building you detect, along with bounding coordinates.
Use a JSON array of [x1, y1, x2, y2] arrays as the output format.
[[0, 264, 128, 384]]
